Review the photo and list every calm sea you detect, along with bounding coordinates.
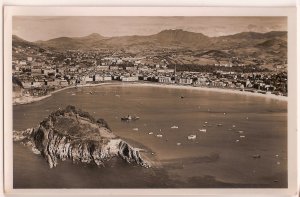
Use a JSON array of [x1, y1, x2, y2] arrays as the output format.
[[13, 84, 287, 188]]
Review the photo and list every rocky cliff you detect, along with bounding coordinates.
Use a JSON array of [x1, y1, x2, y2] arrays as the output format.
[[13, 105, 149, 168]]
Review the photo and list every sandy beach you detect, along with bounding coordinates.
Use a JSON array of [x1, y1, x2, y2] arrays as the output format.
[[13, 82, 287, 105], [124, 83, 288, 102]]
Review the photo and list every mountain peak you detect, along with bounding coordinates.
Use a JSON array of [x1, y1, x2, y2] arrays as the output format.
[[162, 29, 183, 32], [85, 33, 104, 38], [158, 29, 187, 34], [157, 29, 207, 37], [12, 34, 26, 41]]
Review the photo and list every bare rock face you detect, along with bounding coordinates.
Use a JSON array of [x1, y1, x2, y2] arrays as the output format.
[[13, 105, 149, 168]]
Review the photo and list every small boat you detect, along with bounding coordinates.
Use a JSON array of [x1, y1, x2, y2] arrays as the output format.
[[232, 125, 236, 128], [176, 142, 181, 146], [237, 130, 244, 134], [199, 129, 207, 133], [133, 116, 140, 120], [171, 125, 179, 129], [156, 134, 163, 138], [240, 135, 245, 138], [71, 93, 76, 96], [217, 123, 223, 127], [121, 115, 140, 121], [89, 91, 94, 95], [235, 139, 240, 142], [121, 116, 132, 121], [252, 154, 261, 159], [148, 132, 153, 135], [132, 128, 139, 131], [187, 134, 196, 140]]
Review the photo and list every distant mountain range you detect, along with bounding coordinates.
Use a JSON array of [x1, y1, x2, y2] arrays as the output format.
[[13, 29, 287, 52], [12, 30, 287, 66]]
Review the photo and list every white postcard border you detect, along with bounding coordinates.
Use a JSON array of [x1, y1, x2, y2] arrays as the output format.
[[3, 6, 298, 196]]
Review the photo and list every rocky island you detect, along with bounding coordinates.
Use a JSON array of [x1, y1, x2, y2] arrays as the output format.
[[13, 105, 150, 168]]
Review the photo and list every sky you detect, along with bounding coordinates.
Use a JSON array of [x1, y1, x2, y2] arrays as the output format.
[[13, 16, 287, 42]]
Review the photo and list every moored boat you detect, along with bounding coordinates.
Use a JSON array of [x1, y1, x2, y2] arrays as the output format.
[[187, 134, 196, 140], [121, 115, 140, 121]]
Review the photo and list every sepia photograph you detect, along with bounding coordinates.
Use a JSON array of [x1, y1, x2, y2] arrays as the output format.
[[3, 6, 298, 195]]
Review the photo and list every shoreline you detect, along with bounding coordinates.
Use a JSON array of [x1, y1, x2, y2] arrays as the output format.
[[13, 86, 71, 105], [13, 81, 287, 105], [123, 82, 288, 102], [12, 83, 116, 105]]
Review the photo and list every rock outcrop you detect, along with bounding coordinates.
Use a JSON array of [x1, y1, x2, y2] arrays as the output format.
[[13, 105, 149, 168]]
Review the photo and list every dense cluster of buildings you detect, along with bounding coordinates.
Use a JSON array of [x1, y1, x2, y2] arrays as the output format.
[[12, 47, 288, 97]]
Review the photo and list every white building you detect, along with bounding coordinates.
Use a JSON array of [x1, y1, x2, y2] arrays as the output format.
[[178, 78, 193, 85], [116, 59, 123, 64], [126, 67, 136, 71], [32, 81, 44, 88], [59, 80, 69, 87], [95, 74, 104, 82], [121, 76, 139, 82], [97, 66, 109, 70], [19, 61, 27, 65], [46, 80, 59, 87], [69, 67, 77, 72], [22, 82, 32, 89], [194, 77, 207, 86], [103, 76, 112, 81], [84, 75, 94, 82], [246, 79, 252, 87], [43, 69, 56, 75], [109, 66, 119, 70], [157, 69, 174, 73], [31, 68, 42, 74], [158, 77, 172, 83]]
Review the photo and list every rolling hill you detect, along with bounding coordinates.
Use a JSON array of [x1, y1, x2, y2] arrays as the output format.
[[13, 30, 287, 62], [35, 33, 107, 50], [30, 29, 286, 52]]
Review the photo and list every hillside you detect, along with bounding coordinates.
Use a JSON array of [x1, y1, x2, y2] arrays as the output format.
[[13, 105, 150, 168], [27, 29, 287, 52], [12, 30, 287, 68], [36, 33, 107, 50]]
